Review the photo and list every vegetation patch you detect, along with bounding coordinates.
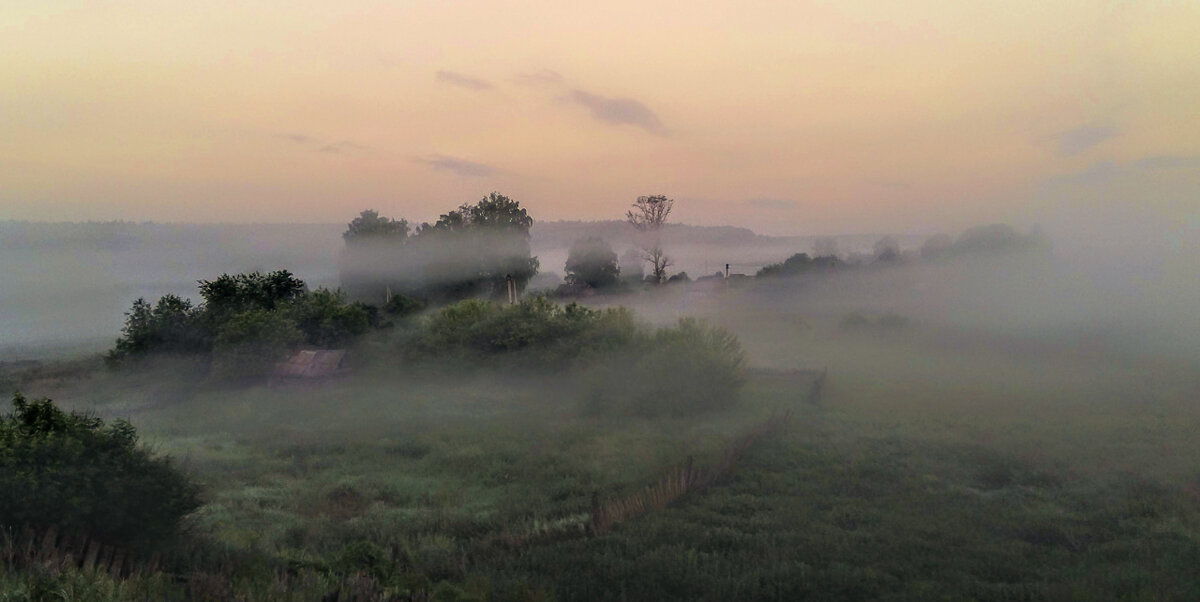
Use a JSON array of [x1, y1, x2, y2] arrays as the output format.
[[0, 394, 200, 550]]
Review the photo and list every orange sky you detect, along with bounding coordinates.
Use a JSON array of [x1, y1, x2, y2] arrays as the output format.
[[1, 1, 1197, 235]]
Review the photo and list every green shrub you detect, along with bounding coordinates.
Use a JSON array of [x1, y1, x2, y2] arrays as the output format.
[[383, 293, 425, 319], [584, 318, 745, 417], [290, 288, 372, 347], [211, 309, 304, 379], [415, 297, 637, 365], [0, 394, 200, 548], [108, 294, 206, 364]]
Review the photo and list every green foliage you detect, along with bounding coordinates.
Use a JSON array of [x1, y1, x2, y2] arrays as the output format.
[[109, 271, 384, 377], [564, 237, 620, 289], [414, 300, 743, 415], [416, 297, 637, 364], [211, 309, 304, 379], [383, 292, 425, 318], [290, 288, 371, 347], [0, 394, 200, 548], [756, 252, 838, 277], [108, 294, 206, 363], [343, 209, 409, 244], [584, 318, 745, 417], [340, 192, 540, 303], [439, 191, 533, 234], [198, 270, 306, 320]]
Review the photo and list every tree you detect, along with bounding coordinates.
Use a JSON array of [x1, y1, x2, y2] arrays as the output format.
[[108, 294, 205, 363], [0, 393, 200, 548], [565, 237, 620, 289], [290, 288, 372, 347], [343, 210, 409, 244], [626, 194, 674, 283], [339, 194, 541, 303], [198, 270, 307, 318], [409, 192, 540, 301]]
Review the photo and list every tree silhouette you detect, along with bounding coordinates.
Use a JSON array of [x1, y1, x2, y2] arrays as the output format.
[[626, 195, 675, 283]]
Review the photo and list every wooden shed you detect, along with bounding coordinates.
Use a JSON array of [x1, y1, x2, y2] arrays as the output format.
[[275, 349, 347, 378]]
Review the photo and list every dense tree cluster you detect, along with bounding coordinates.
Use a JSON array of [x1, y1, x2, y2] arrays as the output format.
[[757, 224, 1050, 279], [108, 270, 396, 378], [340, 192, 539, 303]]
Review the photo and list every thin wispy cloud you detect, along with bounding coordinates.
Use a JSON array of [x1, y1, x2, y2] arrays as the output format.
[[281, 133, 314, 144], [1053, 124, 1119, 156], [416, 155, 494, 177], [1043, 152, 1200, 188], [567, 89, 668, 136], [512, 69, 564, 86], [436, 70, 493, 91], [318, 141, 370, 154], [278, 133, 370, 154]]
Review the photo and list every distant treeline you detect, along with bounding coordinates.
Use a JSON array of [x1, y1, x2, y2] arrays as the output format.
[[754, 223, 1051, 279]]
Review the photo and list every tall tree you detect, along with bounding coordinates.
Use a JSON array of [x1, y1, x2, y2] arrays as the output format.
[[343, 210, 409, 244], [341, 193, 539, 303], [565, 237, 620, 289], [626, 195, 674, 283]]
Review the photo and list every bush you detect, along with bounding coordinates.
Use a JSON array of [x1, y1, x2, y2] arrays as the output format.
[[584, 318, 745, 417], [0, 394, 200, 548], [108, 295, 206, 363], [290, 288, 372, 347], [383, 293, 425, 319], [211, 309, 305, 379], [415, 297, 637, 365]]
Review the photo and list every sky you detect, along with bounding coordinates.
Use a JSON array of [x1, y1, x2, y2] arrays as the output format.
[[1, 0, 1198, 236]]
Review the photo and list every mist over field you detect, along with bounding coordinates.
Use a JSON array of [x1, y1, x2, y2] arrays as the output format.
[[0, 220, 906, 354], [3, 207, 1200, 600], [4, 217, 1194, 365], [3, 0, 1199, 597]]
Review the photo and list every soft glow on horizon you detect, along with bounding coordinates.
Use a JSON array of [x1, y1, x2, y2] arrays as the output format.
[[1, 1, 1197, 235]]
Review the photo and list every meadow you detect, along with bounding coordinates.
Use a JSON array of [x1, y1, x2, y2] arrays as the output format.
[[3, 263, 1199, 600]]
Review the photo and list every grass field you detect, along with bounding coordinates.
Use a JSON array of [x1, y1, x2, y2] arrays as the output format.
[[4, 300, 1199, 600]]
